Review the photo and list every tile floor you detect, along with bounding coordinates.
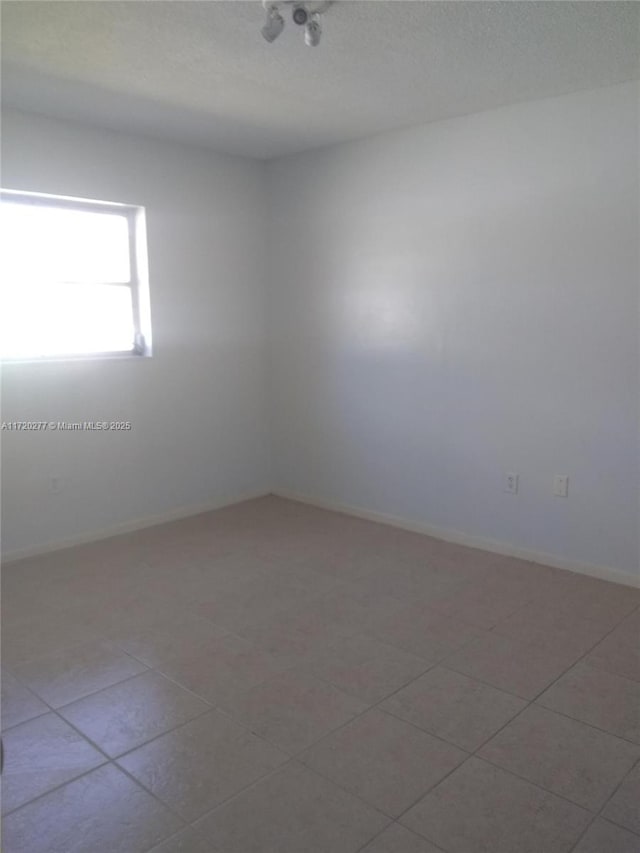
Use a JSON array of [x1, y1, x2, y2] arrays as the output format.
[[2, 495, 639, 853]]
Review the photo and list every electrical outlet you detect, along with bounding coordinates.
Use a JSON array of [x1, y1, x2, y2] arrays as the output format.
[[553, 474, 569, 497], [504, 472, 519, 494], [49, 476, 63, 494]]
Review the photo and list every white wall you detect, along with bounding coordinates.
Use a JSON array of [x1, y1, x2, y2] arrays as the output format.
[[267, 82, 640, 581], [1, 110, 270, 557], [3, 84, 638, 581]]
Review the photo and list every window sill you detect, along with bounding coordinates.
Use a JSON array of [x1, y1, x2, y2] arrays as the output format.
[[1, 351, 152, 365]]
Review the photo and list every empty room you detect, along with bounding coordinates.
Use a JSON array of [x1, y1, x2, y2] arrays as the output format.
[[1, 2, 639, 852]]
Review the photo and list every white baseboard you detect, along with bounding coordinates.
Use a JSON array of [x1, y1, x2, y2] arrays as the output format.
[[272, 488, 640, 589], [4, 486, 637, 590], [1, 489, 271, 564]]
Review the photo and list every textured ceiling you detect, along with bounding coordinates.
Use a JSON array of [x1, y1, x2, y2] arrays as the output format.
[[2, 0, 639, 159]]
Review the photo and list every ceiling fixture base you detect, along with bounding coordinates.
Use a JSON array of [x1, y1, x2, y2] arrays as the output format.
[[261, 0, 332, 47]]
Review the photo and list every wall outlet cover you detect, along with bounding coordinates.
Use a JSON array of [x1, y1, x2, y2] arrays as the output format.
[[504, 472, 519, 494]]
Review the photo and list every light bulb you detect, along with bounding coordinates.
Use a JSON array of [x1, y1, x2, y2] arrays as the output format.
[[304, 15, 321, 46], [262, 7, 285, 42]]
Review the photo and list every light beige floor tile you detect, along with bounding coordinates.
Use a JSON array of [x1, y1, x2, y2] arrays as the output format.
[[218, 669, 367, 755], [236, 607, 358, 667], [539, 576, 640, 632], [609, 609, 640, 646], [264, 563, 341, 598], [301, 708, 466, 817], [296, 585, 408, 634], [2, 712, 106, 814], [369, 603, 482, 663], [2, 763, 182, 853], [573, 819, 640, 853], [194, 571, 328, 633], [585, 630, 640, 683], [306, 633, 429, 704], [156, 633, 286, 706], [353, 563, 467, 607], [148, 826, 219, 853], [483, 558, 562, 595], [1, 671, 49, 730], [538, 664, 640, 743], [381, 666, 526, 751], [117, 709, 288, 821], [13, 640, 147, 708], [58, 670, 210, 757], [82, 587, 187, 631], [401, 757, 590, 853], [602, 761, 640, 835], [359, 823, 444, 853], [4, 498, 638, 853], [103, 613, 229, 668], [429, 577, 539, 630], [492, 601, 609, 656], [479, 704, 640, 810], [423, 545, 502, 583], [194, 761, 389, 853], [284, 542, 399, 584], [2, 613, 102, 669], [445, 631, 580, 699], [1, 593, 69, 630], [216, 576, 316, 621]]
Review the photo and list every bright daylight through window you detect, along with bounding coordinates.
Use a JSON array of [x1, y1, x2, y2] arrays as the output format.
[[0, 190, 151, 360]]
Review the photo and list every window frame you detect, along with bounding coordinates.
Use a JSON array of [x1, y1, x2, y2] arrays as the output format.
[[0, 188, 152, 363]]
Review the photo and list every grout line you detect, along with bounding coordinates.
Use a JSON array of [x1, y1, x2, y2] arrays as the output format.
[[0, 761, 112, 820], [102, 759, 191, 828], [429, 657, 640, 750], [567, 755, 640, 852], [3, 661, 302, 836], [186, 755, 394, 842], [177, 649, 476, 830], [439, 603, 640, 736], [183, 756, 300, 829], [1, 708, 51, 735], [2, 683, 199, 825], [2, 677, 212, 826], [590, 814, 640, 841], [8, 663, 141, 711], [107, 703, 219, 760], [4, 712, 224, 834], [598, 754, 640, 822], [79, 643, 223, 708], [3, 547, 639, 850], [432, 601, 640, 853], [143, 644, 458, 834], [218, 593, 640, 850], [353, 821, 451, 853], [469, 752, 599, 814]]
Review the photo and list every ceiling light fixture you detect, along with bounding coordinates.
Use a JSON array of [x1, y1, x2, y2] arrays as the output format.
[[261, 2, 285, 42], [261, 0, 332, 47], [292, 5, 309, 26], [304, 13, 322, 47]]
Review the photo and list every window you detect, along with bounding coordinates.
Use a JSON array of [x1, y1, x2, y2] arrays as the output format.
[[1, 190, 151, 361]]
